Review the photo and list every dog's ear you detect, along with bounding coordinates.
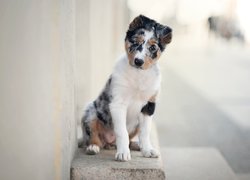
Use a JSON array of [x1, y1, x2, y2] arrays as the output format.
[[128, 15, 153, 31], [128, 15, 144, 31], [156, 23, 172, 50]]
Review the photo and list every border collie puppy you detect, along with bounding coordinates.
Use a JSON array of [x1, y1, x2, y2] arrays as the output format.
[[81, 15, 172, 161]]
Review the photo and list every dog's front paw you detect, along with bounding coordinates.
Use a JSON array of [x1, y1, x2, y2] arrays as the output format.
[[142, 148, 159, 158], [115, 148, 131, 162]]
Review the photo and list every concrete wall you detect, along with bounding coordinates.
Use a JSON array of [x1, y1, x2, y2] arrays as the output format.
[[75, 0, 129, 126], [0, 0, 129, 180], [0, 1, 76, 180]]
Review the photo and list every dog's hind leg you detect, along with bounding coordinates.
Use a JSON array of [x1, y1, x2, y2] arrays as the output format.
[[129, 127, 140, 151], [85, 119, 103, 155], [129, 141, 140, 151]]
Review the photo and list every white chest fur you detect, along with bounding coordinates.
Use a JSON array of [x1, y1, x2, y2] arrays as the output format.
[[112, 55, 161, 102], [111, 54, 161, 132]]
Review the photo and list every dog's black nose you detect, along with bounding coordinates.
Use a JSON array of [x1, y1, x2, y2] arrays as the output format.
[[134, 58, 144, 67]]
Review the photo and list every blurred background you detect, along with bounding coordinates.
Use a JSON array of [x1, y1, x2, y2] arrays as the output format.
[[127, 0, 250, 179], [0, 0, 250, 180]]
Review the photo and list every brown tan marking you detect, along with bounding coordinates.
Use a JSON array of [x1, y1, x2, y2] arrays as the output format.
[[149, 91, 159, 102], [89, 119, 104, 147], [133, 35, 144, 43], [89, 119, 116, 148], [142, 57, 153, 70], [129, 126, 139, 140], [125, 40, 136, 66], [161, 32, 172, 45], [129, 127, 140, 151], [148, 38, 158, 45], [156, 49, 162, 59]]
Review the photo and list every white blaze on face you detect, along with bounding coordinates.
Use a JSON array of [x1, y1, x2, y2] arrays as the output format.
[[134, 30, 154, 62]]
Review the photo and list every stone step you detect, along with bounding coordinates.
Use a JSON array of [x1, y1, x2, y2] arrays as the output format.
[[161, 147, 237, 180], [237, 173, 250, 180], [71, 124, 165, 180]]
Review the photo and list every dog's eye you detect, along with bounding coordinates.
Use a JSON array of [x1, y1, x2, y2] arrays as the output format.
[[149, 45, 157, 52]]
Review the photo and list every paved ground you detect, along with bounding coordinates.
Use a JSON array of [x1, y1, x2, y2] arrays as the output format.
[[156, 27, 250, 178], [161, 147, 237, 180]]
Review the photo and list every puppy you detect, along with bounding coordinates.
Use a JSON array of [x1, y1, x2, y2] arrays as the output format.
[[81, 15, 172, 161]]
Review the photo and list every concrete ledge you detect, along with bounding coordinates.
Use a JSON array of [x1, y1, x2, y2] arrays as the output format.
[[71, 124, 165, 180]]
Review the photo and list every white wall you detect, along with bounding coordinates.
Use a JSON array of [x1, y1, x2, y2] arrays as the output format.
[[0, 1, 76, 180]]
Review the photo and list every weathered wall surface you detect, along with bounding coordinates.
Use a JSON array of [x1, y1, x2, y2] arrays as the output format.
[[0, 1, 76, 180]]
